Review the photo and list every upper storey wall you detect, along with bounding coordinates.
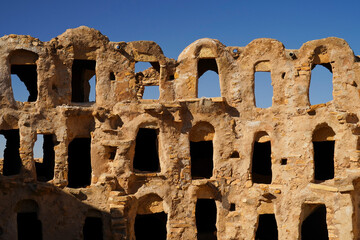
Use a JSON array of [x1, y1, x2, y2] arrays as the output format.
[[0, 26, 359, 112]]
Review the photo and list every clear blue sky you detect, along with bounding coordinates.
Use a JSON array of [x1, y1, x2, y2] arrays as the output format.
[[0, 0, 359, 156]]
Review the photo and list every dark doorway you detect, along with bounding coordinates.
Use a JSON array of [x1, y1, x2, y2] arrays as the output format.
[[190, 141, 213, 179], [196, 199, 217, 240], [252, 141, 272, 184], [83, 217, 103, 240], [35, 134, 56, 182], [135, 212, 167, 240], [313, 141, 334, 181], [67, 138, 91, 188], [17, 212, 42, 240], [301, 205, 329, 240], [255, 214, 278, 240], [1, 129, 22, 176], [71, 60, 96, 102], [133, 128, 160, 172]]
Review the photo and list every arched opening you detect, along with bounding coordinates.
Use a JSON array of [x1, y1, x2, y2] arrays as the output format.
[[16, 199, 42, 240], [255, 214, 278, 239], [133, 128, 160, 173], [67, 137, 91, 188], [196, 199, 217, 240], [197, 58, 221, 98], [135, 194, 167, 240], [71, 59, 96, 103], [9, 50, 39, 102], [135, 61, 160, 100], [301, 204, 329, 240], [254, 61, 272, 108], [252, 131, 272, 184], [190, 122, 215, 179], [312, 125, 335, 181], [34, 134, 56, 182], [0, 129, 21, 176], [309, 64, 333, 105]]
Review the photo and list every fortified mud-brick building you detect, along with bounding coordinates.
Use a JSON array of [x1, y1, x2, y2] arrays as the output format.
[[0, 26, 360, 240]]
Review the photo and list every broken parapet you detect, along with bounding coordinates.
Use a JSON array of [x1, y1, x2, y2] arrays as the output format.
[[0, 26, 360, 239]]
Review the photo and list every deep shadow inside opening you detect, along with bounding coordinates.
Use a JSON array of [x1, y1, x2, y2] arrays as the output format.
[[35, 134, 56, 182], [71, 60, 96, 102], [11, 65, 38, 102], [301, 205, 329, 240], [190, 141, 213, 179], [252, 141, 272, 184], [17, 212, 42, 240], [313, 141, 334, 181], [67, 138, 91, 188], [135, 212, 167, 240], [196, 199, 217, 240], [255, 214, 278, 240], [1, 129, 21, 176], [83, 217, 103, 240], [133, 128, 160, 172]]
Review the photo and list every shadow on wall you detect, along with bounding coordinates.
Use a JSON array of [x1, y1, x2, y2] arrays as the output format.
[[0, 182, 111, 240]]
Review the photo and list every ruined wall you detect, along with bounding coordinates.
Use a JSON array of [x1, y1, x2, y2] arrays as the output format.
[[0, 26, 360, 239]]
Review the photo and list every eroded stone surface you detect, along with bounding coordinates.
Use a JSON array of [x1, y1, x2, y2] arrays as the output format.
[[0, 26, 359, 239]]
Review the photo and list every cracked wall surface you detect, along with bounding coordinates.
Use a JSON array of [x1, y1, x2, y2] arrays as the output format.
[[0, 26, 360, 239]]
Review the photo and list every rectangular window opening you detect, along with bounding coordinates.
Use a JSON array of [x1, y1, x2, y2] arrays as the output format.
[[67, 138, 91, 188], [142, 85, 160, 100], [135, 62, 160, 100], [133, 128, 160, 173], [0, 129, 21, 176], [34, 134, 56, 182], [83, 217, 103, 240], [190, 141, 213, 179], [11, 65, 38, 102], [313, 141, 335, 181], [17, 212, 42, 240], [255, 214, 278, 239], [309, 64, 333, 105], [71, 60, 96, 103], [197, 58, 220, 98], [196, 199, 217, 240], [254, 71, 273, 108], [301, 204, 329, 239], [252, 140, 272, 184]]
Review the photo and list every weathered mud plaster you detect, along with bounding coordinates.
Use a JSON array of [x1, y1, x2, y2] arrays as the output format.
[[0, 26, 360, 239]]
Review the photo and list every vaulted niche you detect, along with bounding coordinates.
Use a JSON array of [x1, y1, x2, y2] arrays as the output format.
[[34, 134, 56, 182], [301, 204, 329, 240], [135, 194, 167, 240], [0, 129, 21, 176], [252, 131, 272, 184], [312, 125, 335, 181], [133, 128, 160, 173], [83, 217, 103, 240], [71, 60, 96, 102], [16, 199, 42, 240], [255, 214, 278, 239], [67, 138, 91, 188], [197, 58, 220, 98], [254, 61, 272, 108], [9, 49, 39, 102], [309, 63, 333, 105], [190, 122, 215, 179], [196, 199, 217, 240], [135, 61, 160, 100]]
